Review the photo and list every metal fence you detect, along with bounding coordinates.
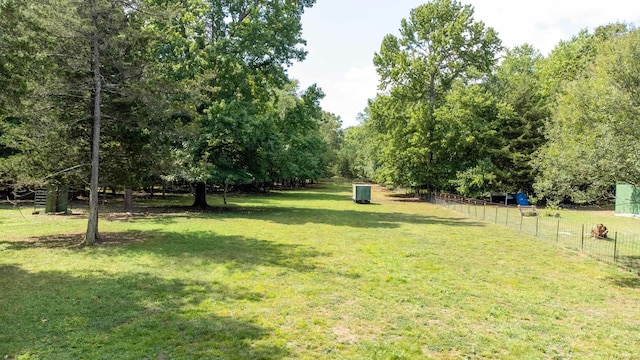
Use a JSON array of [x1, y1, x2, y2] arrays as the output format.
[[428, 193, 640, 273]]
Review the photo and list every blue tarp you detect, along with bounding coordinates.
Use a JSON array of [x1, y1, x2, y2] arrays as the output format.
[[515, 192, 529, 206]]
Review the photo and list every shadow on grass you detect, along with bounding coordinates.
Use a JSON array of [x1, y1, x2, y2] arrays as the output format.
[[257, 207, 480, 229], [606, 272, 640, 288], [131, 231, 324, 272], [615, 255, 640, 278], [120, 205, 483, 230], [385, 193, 423, 201], [8, 230, 324, 273], [0, 265, 287, 359], [1, 231, 145, 249], [265, 190, 352, 202]]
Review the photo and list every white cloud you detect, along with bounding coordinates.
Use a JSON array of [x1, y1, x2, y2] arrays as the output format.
[[471, 0, 640, 54], [289, 0, 640, 128], [321, 65, 379, 128], [288, 63, 379, 128]]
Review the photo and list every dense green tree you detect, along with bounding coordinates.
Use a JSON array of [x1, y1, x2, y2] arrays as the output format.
[[369, 0, 501, 190], [0, 0, 54, 184], [95, 2, 176, 211], [434, 83, 508, 196], [537, 23, 629, 101], [151, 0, 316, 207], [318, 111, 342, 178], [0, 0, 38, 117], [534, 26, 639, 204], [336, 121, 378, 181], [0, 0, 168, 243], [484, 44, 547, 194], [374, 0, 501, 107]]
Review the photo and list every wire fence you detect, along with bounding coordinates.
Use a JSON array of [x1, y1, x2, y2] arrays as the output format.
[[428, 193, 640, 273]]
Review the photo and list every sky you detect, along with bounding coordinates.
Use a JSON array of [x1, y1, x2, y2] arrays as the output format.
[[287, 0, 640, 128]]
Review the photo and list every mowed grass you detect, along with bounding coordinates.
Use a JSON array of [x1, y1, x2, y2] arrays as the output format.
[[1, 183, 640, 359]]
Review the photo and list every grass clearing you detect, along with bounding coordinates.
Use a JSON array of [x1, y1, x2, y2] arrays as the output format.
[[1, 183, 640, 359]]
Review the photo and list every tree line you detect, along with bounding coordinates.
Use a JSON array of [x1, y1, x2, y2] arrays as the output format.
[[335, 0, 640, 207], [0, 0, 343, 244], [2, 0, 639, 244]]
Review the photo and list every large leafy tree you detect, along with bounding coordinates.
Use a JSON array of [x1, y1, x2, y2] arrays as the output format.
[[433, 83, 510, 196], [152, 0, 316, 208], [483, 44, 547, 194], [1, 0, 167, 243], [374, 0, 501, 107], [0, 0, 56, 183], [95, 1, 175, 211], [534, 26, 638, 204], [0, 0, 40, 118], [369, 0, 501, 189], [335, 117, 379, 181], [317, 111, 343, 178], [537, 23, 628, 102], [397, 44, 546, 198]]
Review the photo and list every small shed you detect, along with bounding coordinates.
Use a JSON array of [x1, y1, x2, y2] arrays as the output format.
[[352, 184, 371, 204], [615, 183, 640, 216], [33, 185, 69, 214]]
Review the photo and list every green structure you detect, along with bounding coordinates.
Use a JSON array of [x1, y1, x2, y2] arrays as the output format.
[[45, 184, 69, 213], [615, 183, 640, 216], [352, 184, 371, 204]]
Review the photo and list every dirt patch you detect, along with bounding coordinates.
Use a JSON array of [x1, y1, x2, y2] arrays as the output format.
[[6, 231, 149, 249], [9, 233, 84, 249], [101, 204, 259, 221], [332, 325, 360, 343], [373, 185, 424, 203]]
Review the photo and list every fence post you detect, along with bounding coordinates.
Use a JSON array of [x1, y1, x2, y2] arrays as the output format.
[[474, 201, 478, 217], [614, 232, 618, 262], [483, 202, 486, 220], [505, 205, 509, 226], [556, 218, 560, 242], [495, 206, 498, 224], [535, 216, 539, 237], [581, 224, 585, 251], [519, 214, 523, 232]]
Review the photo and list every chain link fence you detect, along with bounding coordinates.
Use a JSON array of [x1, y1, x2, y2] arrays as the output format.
[[428, 193, 640, 273]]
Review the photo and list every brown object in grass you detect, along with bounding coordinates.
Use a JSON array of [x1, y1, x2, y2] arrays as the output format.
[[591, 223, 608, 239]]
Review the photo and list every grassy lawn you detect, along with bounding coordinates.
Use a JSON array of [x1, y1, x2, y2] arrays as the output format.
[[1, 182, 640, 359]]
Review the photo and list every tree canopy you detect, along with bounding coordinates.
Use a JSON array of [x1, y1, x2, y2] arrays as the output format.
[[534, 26, 640, 204], [368, 0, 502, 191], [346, 3, 637, 205], [0, 0, 345, 244], [2, 0, 640, 237]]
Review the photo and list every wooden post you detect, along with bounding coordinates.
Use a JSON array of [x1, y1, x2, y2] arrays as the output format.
[[505, 205, 509, 226], [519, 214, 523, 232]]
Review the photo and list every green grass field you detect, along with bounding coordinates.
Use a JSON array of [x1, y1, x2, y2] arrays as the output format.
[[1, 182, 640, 359]]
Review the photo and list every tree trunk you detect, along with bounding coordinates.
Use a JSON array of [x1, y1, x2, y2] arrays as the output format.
[[192, 182, 208, 208], [123, 188, 133, 212], [223, 181, 228, 205], [429, 73, 436, 107], [85, 0, 101, 246]]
